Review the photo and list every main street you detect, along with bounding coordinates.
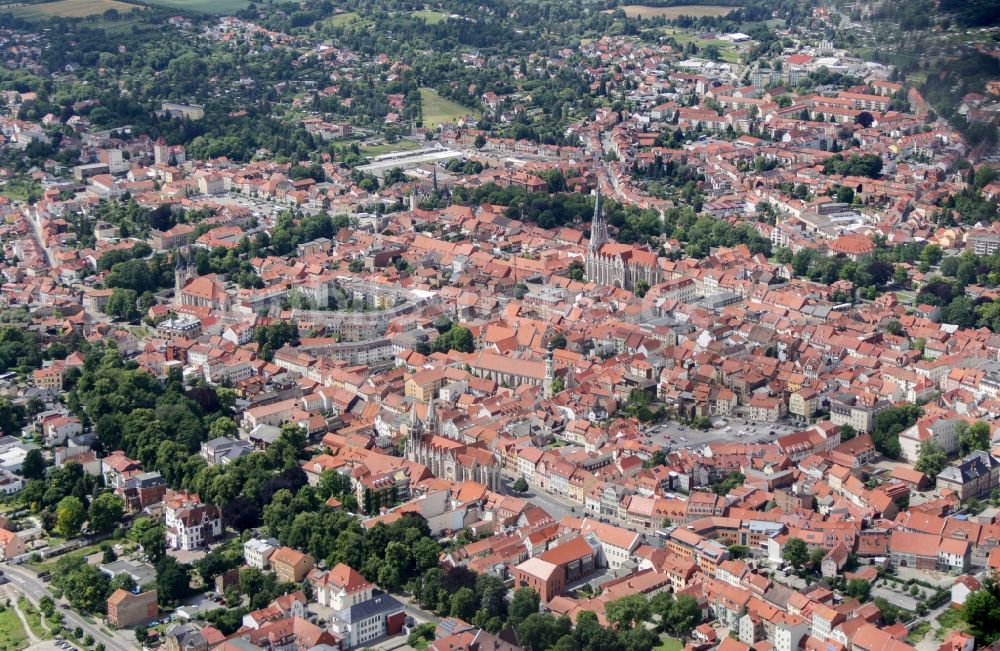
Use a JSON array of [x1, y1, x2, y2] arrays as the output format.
[[500, 477, 664, 547], [3, 563, 134, 651]]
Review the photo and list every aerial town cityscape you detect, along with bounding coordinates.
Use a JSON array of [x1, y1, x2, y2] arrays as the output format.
[[0, 0, 997, 650]]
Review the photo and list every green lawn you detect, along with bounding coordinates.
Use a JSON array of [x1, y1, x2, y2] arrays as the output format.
[[0, 607, 28, 651], [413, 9, 447, 24], [15, 598, 49, 641], [654, 637, 683, 651], [143, 0, 254, 13], [325, 11, 359, 27], [360, 139, 424, 157], [659, 28, 740, 62], [419, 87, 479, 128]]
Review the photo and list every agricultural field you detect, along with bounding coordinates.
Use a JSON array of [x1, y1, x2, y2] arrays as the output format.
[[419, 87, 479, 128], [325, 10, 359, 27], [413, 9, 448, 24], [143, 0, 254, 13], [2, 0, 139, 18], [618, 4, 738, 19]]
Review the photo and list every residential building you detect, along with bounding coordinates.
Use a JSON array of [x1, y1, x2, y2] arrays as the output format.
[[270, 546, 315, 584], [107, 589, 158, 628]]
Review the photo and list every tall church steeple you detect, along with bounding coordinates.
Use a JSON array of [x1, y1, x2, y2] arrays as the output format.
[[424, 397, 438, 435], [543, 342, 555, 399], [588, 187, 609, 253], [406, 400, 422, 460]]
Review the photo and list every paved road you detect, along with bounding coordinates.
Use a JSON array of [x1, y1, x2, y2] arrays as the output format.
[[396, 595, 442, 627], [4, 564, 133, 651], [26, 210, 54, 268], [502, 476, 664, 546]]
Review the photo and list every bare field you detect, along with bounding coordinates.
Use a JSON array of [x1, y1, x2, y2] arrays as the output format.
[[617, 4, 738, 19]]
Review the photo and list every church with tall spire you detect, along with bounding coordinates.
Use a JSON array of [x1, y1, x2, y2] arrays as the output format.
[[404, 398, 501, 490], [585, 187, 665, 290]]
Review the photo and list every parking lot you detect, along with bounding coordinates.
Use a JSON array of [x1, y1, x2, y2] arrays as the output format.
[[643, 414, 802, 453]]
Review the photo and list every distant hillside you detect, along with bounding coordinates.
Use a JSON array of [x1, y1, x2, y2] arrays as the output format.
[[938, 0, 1000, 27], [606, 0, 746, 6]]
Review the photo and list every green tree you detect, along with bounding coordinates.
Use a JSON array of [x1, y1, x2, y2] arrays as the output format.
[[87, 493, 124, 533], [963, 583, 1000, 644], [872, 404, 922, 458], [208, 417, 238, 440], [129, 518, 167, 563], [517, 613, 572, 651], [510, 588, 541, 628], [915, 440, 947, 479], [667, 594, 701, 637], [650, 590, 674, 630], [960, 421, 992, 454], [432, 326, 474, 353], [846, 579, 871, 600], [20, 448, 45, 480], [105, 288, 139, 321], [605, 594, 651, 630], [52, 556, 109, 614], [476, 572, 508, 620], [55, 496, 86, 537], [727, 545, 750, 559], [513, 477, 528, 493], [450, 587, 477, 621], [782, 537, 808, 568], [713, 472, 744, 496], [318, 469, 351, 500], [156, 556, 191, 603], [195, 549, 236, 584]]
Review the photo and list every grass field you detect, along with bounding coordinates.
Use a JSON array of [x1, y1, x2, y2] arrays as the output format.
[[326, 10, 359, 26], [661, 28, 741, 62], [413, 9, 447, 24], [654, 637, 683, 651], [360, 139, 423, 156], [3, 0, 138, 18], [419, 87, 478, 128], [15, 598, 49, 642], [618, 4, 738, 19], [0, 607, 28, 651], [143, 0, 254, 13]]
